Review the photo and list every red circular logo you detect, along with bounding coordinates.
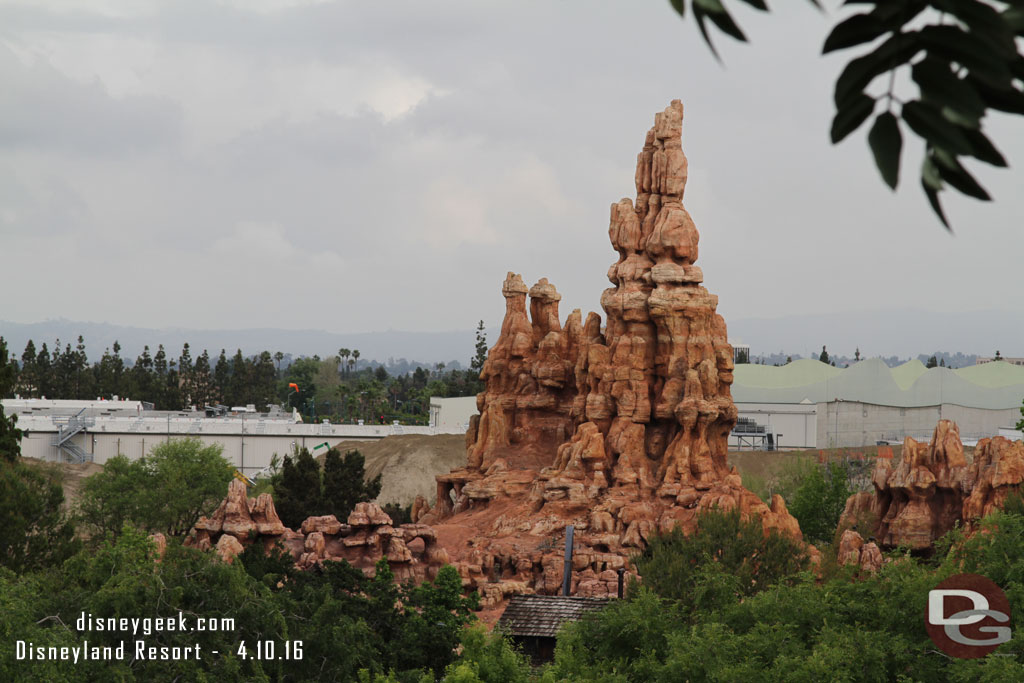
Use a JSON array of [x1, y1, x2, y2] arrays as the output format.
[[925, 573, 1012, 659]]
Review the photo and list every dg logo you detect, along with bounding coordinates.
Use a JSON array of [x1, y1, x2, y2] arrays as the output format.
[[926, 573, 1012, 659]]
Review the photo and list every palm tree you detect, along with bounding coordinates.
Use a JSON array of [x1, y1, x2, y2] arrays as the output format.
[[338, 348, 350, 376], [352, 349, 360, 372]]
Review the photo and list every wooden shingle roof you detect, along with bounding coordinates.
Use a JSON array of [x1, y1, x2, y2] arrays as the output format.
[[496, 595, 611, 638]]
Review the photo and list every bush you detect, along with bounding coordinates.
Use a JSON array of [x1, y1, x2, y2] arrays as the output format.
[[77, 437, 234, 538], [634, 506, 808, 611]]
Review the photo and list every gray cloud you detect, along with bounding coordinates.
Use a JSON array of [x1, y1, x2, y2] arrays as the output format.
[[0, 0, 1021, 357]]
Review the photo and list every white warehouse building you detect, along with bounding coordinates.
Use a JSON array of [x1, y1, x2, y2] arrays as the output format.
[[4, 398, 465, 475]]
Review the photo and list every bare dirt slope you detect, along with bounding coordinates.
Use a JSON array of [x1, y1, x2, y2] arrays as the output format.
[[22, 457, 104, 509], [322, 434, 467, 507]]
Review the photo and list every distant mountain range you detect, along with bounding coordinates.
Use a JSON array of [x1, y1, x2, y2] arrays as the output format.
[[1, 308, 1020, 367]]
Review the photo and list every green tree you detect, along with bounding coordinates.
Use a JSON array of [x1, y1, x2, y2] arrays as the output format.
[[819, 345, 830, 364], [926, 354, 939, 368], [77, 438, 234, 538], [634, 506, 808, 612], [323, 448, 382, 521], [274, 447, 324, 528], [0, 461, 80, 573], [0, 337, 21, 463], [786, 461, 853, 545], [666, 0, 1024, 229], [470, 321, 488, 375]]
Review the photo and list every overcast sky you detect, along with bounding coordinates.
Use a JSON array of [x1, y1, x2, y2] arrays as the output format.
[[2, 0, 1022, 346]]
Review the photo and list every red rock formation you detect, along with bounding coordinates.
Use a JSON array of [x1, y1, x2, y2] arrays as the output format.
[[840, 421, 1024, 550], [837, 529, 883, 574], [186, 482, 450, 582], [414, 100, 804, 604], [188, 101, 806, 606]]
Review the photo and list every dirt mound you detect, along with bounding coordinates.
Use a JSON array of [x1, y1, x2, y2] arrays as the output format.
[[22, 457, 104, 509], [318, 434, 466, 507]]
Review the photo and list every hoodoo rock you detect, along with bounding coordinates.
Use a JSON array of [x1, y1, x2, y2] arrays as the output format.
[[187, 100, 807, 606], [414, 100, 805, 604], [840, 420, 1024, 550]]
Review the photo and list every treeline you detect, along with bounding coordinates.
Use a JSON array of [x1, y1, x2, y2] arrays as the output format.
[[3, 324, 489, 423]]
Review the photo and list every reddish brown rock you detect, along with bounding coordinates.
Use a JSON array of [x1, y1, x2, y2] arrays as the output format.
[[186, 101, 809, 608], [149, 532, 167, 561], [837, 530, 882, 573], [840, 421, 1024, 551], [414, 100, 805, 606], [216, 534, 244, 564]]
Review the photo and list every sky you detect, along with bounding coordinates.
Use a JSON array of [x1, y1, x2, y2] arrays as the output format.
[[2, 1, 1022, 352]]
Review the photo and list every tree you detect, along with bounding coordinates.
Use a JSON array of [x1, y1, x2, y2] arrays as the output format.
[[786, 461, 853, 545], [666, 0, 1024, 230], [819, 345, 830, 364], [854, 347, 861, 362], [0, 461, 80, 573], [926, 355, 938, 368], [323, 448, 382, 521], [339, 348, 351, 376], [77, 438, 235, 538], [274, 447, 324, 528], [0, 337, 22, 462], [634, 506, 808, 612], [352, 349, 361, 372], [470, 321, 489, 375], [735, 347, 750, 364]]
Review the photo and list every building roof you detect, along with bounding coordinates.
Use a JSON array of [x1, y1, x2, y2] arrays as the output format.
[[732, 358, 1024, 410], [496, 595, 610, 638]]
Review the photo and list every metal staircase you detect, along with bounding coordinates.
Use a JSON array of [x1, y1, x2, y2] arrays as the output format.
[[51, 411, 96, 463]]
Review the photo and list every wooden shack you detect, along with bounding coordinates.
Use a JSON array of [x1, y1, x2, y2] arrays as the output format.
[[495, 595, 610, 665]]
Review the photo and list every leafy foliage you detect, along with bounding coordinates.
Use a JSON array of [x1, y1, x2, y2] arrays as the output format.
[[634, 506, 808, 612], [323, 448, 383, 521], [0, 337, 22, 463], [786, 461, 853, 544], [0, 460, 80, 573], [666, 0, 1024, 229], [77, 437, 234, 538], [275, 447, 382, 528]]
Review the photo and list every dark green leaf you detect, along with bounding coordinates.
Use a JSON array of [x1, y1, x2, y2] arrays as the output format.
[[922, 151, 943, 190], [920, 162, 951, 231], [967, 76, 1024, 115], [692, 7, 721, 62], [901, 100, 973, 155], [868, 112, 902, 189], [911, 57, 985, 128], [701, 2, 748, 43], [935, 154, 991, 201], [669, 0, 686, 19], [834, 32, 920, 107], [830, 93, 875, 143], [823, 14, 888, 54], [962, 127, 1008, 168], [935, 0, 1017, 58], [918, 26, 1013, 90], [1004, 8, 1024, 35], [736, 0, 769, 10]]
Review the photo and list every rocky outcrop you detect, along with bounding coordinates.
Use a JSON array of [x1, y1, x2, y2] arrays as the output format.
[[411, 100, 804, 604], [840, 421, 1024, 550], [187, 100, 807, 606], [185, 482, 450, 582], [836, 529, 883, 574]]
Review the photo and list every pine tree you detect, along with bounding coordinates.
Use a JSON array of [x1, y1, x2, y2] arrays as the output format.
[[214, 350, 230, 405], [470, 321, 488, 374], [274, 448, 324, 528], [193, 350, 214, 408], [0, 337, 21, 462], [323, 448, 382, 521], [19, 340, 37, 397], [819, 346, 830, 364]]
